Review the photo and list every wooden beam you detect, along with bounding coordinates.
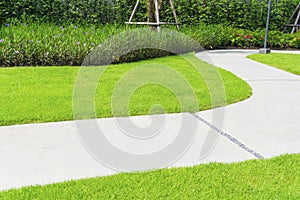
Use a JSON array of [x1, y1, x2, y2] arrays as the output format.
[[286, 3, 300, 28], [126, 22, 181, 25], [128, 0, 140, 23], [169, 0, 180, 31], [283, 2, 300, 33], [292, 9, 300, 34], [154, 0, 161, 31], [286, 24, 300, 27]]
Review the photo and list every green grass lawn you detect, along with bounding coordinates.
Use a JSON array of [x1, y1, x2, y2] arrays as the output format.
[[1, 54, 300, 199], [247, 53, 300, 76], [0, 154, 299, 199], [0, 54, 251, 126]]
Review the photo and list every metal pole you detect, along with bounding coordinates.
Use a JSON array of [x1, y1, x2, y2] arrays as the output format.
[[264, 0, 272, 48], [260, 0, 272, 54]]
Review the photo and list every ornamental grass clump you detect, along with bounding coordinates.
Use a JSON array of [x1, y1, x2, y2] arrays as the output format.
[[0, 22, 129, 66]]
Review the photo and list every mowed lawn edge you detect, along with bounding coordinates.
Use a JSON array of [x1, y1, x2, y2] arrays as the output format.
[[0, 153, 299, 199], [247, 53, 300, 76], [0, 54, 252, 126]]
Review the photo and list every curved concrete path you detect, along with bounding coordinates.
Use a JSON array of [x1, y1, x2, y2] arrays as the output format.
[[0, 50, 300, 191], [195, 49, 300, 158]]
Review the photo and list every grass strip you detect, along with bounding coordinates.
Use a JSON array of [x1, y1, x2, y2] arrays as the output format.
[[0, 154, 299, 199], [247, 53, 300, 76], [0, 54, 252, 126]]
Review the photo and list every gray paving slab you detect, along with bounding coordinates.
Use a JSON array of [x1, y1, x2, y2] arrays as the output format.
[[0, 113, 255, 191], [195, 49, 300, 158]]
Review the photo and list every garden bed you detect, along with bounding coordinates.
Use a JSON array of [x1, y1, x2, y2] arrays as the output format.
[[1, 23, 299, 67]]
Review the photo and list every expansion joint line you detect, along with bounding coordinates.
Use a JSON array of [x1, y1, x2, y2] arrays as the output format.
[[191, 113, 264, 159], [247, 79, 300, 82]]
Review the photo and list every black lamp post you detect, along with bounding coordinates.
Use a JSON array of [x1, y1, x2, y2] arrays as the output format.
[[259, 0, 272, 54]]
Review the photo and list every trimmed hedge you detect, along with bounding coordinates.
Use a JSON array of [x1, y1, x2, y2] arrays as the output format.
[[1, 23, 299, 67], [1, 0, 299, 30]]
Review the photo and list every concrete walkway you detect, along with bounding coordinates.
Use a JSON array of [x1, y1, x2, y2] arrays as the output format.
[[1, 50, 300, 191], [196, 49, 300, 158]]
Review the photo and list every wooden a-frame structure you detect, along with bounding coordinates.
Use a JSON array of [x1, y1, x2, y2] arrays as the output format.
[[283, 2, 300, 34], [126, 0, 180, 31]]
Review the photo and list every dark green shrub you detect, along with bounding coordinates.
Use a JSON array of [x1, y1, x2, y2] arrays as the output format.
[[1, 0, 299, 31]]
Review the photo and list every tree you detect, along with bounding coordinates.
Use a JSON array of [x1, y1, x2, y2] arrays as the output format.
[[147, 0, 162, 25]]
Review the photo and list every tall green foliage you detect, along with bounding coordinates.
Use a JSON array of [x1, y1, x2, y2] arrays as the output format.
[[0, 0, 299, 30], [1, 22, 300, 67]]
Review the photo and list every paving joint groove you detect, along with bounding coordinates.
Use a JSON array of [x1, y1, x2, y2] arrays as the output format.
[[247, 79, 300, 82], [191, 113, 264, 159]]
